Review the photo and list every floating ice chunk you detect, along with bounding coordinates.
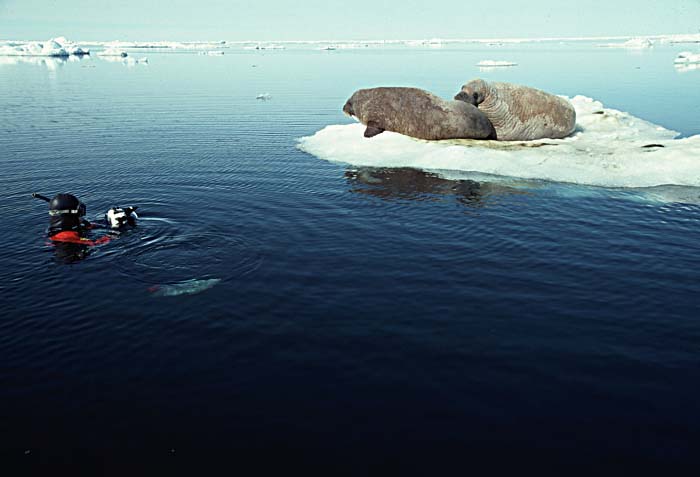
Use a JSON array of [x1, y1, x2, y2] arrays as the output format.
[[476, 60, 517, 67], [674, 51, 700, 64], [41, 40, 68, 57], [247, 43, 285, 50], [600, 37, 654, 49], [149, 278, 221, 297], [673, 51, 700, 72], [675, 63, 700, 73], [256, 93, 271, 100], [657, 33, 700, 44], [98, 48, 128, 57], [298, 95, 700, 188], [0, 37, 88, 57], [96, 40, 224, 51], [51, 37, 89, 55]]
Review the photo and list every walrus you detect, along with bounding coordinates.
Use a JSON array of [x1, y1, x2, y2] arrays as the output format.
[[343, 87, 496, 140], [454, 79, 576, 141]]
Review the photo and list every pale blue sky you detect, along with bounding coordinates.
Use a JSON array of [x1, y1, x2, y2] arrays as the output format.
[[1, 0, 699, 41]]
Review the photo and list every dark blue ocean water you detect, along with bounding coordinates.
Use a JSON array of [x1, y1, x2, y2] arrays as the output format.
[[1, 43, 700, 472]]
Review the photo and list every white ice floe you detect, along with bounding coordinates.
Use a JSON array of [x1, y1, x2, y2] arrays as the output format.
[[298, 96, 700, 189], [0, 37, 89, 57], [97, 40, 225, 50], [476, 60, 517, 67], [600, 37, 654, 49], [675, 63, 700, 73], [674, 51, 700, 64], [674, 51, 700, 72], [97, 48, 127, 57], [244, 43, 286, 50], [256, 93, 271, 100]]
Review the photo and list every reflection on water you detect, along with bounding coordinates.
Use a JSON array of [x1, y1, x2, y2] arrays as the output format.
[[345, 167, 526, 207], [51, 241, 92, 264], [0, 55, 69, 70]]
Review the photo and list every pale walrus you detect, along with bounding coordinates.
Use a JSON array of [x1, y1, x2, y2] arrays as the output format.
[[343, 87, 496, 140], [454, 79, 576, 141]]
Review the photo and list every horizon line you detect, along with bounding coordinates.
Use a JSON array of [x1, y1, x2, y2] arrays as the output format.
[[3, 32, 700, 44]]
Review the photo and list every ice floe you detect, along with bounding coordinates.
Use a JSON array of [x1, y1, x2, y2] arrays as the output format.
[[97, 40, 226, 50], [97, 48, 128, 57], [600, 37, 654, 49], [476, 60, 517, 67], [298, 96, 700, 189], [673, 51, 700, 72], [256, 93, 271, 100], [0, 37, 89, 57], [674, 51, 700, 64]]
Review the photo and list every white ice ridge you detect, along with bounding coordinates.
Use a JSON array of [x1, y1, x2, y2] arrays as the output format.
[[298, 96, 700, 188], [599, 37, 654, 49], [96, 40, 227, 50], [97, 48, 128, 57], [675, 51, 700, 64], [0, 37, 89, 56], [476, 60, 517, 67]]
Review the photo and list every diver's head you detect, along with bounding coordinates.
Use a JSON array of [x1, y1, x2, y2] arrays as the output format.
[[48, 193, 86, 235]]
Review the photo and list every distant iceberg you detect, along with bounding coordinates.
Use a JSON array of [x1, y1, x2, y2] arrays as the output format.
[[298, 95, 700, 189]]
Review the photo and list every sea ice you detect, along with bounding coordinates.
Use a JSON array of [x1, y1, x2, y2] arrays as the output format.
[[600, 37, 654, 49], [97, 48, 128, 57], [476, 60, 517, 67], [0, 37, 89, 57], [674, 51, 700, 64], [298, 96, 700, 189]]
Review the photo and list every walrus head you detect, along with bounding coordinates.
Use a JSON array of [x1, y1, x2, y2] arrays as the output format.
[[342, 99, 355, 117], [454, 78, 489, 106]]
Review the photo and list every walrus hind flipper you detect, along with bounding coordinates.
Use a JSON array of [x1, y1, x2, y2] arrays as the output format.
[[364, 122, 385, 138]]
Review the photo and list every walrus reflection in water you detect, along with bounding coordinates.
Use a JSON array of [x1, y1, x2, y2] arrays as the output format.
[[345, 167, 526, 207]]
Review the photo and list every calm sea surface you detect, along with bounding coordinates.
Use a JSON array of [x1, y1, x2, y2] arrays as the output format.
[[1, 43, 699, 471]]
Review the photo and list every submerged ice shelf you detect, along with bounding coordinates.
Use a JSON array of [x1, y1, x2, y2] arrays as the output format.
[[298, 96, 700, 189]]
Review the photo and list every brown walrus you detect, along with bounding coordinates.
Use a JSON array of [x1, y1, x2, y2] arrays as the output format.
[[343, 87, 496, 140], [454, 79, 576, 141]]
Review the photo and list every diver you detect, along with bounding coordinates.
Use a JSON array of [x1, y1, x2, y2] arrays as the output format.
[[33, 193, 112, 246]]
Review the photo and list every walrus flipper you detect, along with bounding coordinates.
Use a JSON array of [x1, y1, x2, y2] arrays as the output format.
[[364, 122, 385, 138]]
